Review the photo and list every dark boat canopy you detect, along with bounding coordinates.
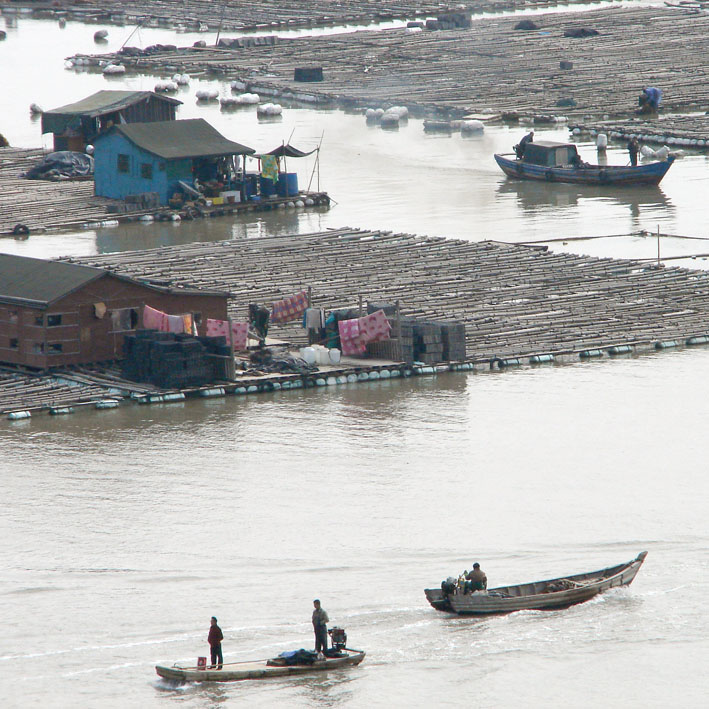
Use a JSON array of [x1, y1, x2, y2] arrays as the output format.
[[265, 144, 317, 158], [109, 118, 255, 159], [523, 141, 579, 167]]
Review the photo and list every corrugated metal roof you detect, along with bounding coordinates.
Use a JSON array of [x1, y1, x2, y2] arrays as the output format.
[[110, 118, 255, 159], [44, 90, 182, 118], [0, 254, 232, 308], [0, 254, 105, 307]]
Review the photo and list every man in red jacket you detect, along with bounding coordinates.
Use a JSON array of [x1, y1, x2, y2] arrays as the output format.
[[208, 616, 224, 669]]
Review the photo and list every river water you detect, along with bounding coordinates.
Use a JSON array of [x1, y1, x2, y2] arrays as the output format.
[[1, 12, 709, 709]]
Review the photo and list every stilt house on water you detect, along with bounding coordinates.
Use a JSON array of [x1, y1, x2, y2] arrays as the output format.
[[92, 118, 255, 205], [0, 254, 229, 370], [41, 90, 182, 152]]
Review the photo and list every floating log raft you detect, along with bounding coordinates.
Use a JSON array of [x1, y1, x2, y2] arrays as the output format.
[[571, 116, 709, 148], [0, 148, 120, 235], [77, 7, 709, 124], [9, 0, 614, 34], [66, 227, 709, 361]]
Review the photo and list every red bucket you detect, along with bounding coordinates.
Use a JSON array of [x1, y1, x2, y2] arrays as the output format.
[[197, 656, 207, 670]]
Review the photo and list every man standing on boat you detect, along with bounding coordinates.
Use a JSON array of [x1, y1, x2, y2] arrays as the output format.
[[466, 563, 488, 591], [515, 130, 534, 159], [312, 599, 329, 655], [627, 137, 640, 167], [208, 616, 224, 669]]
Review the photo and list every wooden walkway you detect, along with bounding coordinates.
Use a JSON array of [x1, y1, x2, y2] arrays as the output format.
[[66, 227, 709, 360], [75, 7, 709, 126]]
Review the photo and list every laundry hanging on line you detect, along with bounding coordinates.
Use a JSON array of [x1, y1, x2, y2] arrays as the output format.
[[205, 318, 249, 351], [271, 290, 309, 324], [338, 309, 392, 356], [142, 304, 194, 335]]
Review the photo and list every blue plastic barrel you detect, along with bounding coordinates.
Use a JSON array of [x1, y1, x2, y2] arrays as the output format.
[[277, 172, 299, 197], [259, 176, 276, 197]]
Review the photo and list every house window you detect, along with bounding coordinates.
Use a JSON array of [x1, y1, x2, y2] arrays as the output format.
[[111, 307, 139, 332], [9, 310, 18, 324], [141, 163, 153, 179], [32, 342, 45, 354], [117, 154, 130, 173], [35, 315, 44, 326], [9, 338, 18, 350], [47, 314, 62, 327], [48, 343, 63, 354]]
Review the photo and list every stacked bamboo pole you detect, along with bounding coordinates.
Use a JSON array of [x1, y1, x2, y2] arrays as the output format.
[[66, 227, 709, 360]]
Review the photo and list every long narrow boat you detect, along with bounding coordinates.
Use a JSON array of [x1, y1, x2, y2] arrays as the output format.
[[495, 141, 674, 186], [425, 551, 647, 615], [156, 648, 365, 682]]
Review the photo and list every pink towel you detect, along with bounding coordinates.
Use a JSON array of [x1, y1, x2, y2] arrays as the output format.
[[205, 318, 249, 351], [206, 318, 229, 337], [271, 290, 309, 324], [143, 304, 167, 331], [359, 310, 391, 344]]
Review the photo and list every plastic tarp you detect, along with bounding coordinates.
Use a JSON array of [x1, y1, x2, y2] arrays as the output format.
[[265, 144, 317, 158], [23, 151, 94, 180]]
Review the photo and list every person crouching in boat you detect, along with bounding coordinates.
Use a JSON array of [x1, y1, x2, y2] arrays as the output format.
[[208, 616, 224, 669], [627, 137, 640, 167], [312, 599, 329, 657], [514, 130, 534, 159], [465, 563, 488, 592]]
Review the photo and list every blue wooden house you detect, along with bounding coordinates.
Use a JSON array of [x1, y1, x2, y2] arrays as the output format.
[[93, 118, 254, 205]]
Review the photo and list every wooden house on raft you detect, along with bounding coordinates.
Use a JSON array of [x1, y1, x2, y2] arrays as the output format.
[[41, 90, 182, 152], [0, 254, 229, 370], [92, 118, 255, 205]]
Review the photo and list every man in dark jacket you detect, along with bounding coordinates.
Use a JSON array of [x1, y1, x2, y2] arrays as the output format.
[[208, 616, 224, 669], [466, 563, 488, 591], [312, 599, 329, 654], [627, 137, 640, 167]]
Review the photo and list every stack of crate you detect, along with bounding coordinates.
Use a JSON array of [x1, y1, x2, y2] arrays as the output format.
[[440, 321, 467, 361], [122, 330, 219, 388], [413, 322, 444, 365]]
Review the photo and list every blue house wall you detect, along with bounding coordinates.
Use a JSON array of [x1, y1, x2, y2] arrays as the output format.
[[94, 132, 194, 205]]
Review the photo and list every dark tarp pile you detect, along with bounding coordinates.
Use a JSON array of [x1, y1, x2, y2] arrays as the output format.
[[22, 151, 94, 180]]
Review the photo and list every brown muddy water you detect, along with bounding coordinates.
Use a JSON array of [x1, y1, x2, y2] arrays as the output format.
[[1, 12, 708, 709]]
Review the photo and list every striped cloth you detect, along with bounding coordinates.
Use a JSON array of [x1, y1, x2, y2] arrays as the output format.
[[271, 290, 308, 324]]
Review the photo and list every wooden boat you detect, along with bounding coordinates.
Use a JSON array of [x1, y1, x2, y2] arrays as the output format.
[[425, 551, 647, 615], [155, 648, 365, 682], [494, 141, 674, 186]]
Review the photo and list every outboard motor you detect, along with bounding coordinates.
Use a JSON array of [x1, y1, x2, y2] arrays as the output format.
[[328, 626, 347, 651], [441, 576, 457, 595]]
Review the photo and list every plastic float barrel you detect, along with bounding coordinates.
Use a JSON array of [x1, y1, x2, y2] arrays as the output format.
[[336, 376, 347, 384], [346, 374, 358, 383], [607, 345, 633, 355], [272, 382, 282, 390], [198, 388, 223, 398], [7, 410, 31, 420], [95, 400, 119, 409], [368, 370, 380, 380], [326, 377, 337, 386], [380, 369, 391, 379], [579, 349, 603, 358], [357, 372, 369, 381], [499, 358, 521, 368], [655, 340, 679, 349], [246, 385, 259, 393], [686, 335, 709, 346], [315, 378, 327, 386], [529, 354, 555, 364], [49, 406, 74, 415], [390, 369, 401, 377], [235, 387, 247, 395]]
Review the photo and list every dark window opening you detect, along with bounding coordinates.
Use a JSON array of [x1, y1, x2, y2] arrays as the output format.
[[193, 312, 202, 326], [32, 342, 45, 354], [34, 315, 44, 326], [48, 343, 63, 354], [117, 154, 130, 173], [47, 314, 63, 327], [140, 163, 153, 179], [111, 307, 140, 332], [9, 338, 18, 350]]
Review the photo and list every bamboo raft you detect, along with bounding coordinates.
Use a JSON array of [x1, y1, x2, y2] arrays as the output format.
[[75, 7, 709, 126], [68, 227, 709, 360], [9, 0, 614, 34]]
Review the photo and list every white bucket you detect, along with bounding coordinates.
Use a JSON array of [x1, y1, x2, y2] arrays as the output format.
[[329, 348, 341, 364], [300, 347, 316, 365]]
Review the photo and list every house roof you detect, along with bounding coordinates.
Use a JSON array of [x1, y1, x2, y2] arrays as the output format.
[[0, 254, 231, 309], [104, 118, 255, 159], [41, 90, 182, 134]]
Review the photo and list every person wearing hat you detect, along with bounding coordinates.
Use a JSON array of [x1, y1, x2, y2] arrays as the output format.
[[312, 599, 329, 654], [465, 563, 488, 591], [515, 130, 534, 159]]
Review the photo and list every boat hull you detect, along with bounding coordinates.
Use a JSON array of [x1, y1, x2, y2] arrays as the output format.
[[156, 649, 365, 682], [494, 154, 673, 186], [425, 551, 647, 615]]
